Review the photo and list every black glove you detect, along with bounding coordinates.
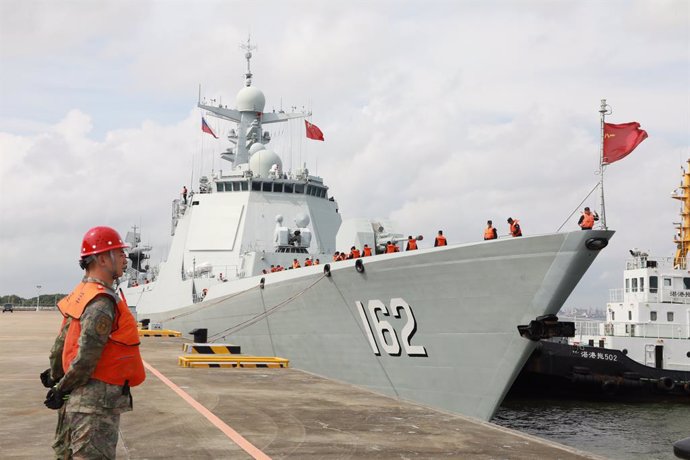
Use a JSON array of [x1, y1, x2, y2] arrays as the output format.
[[40, 369, 57, 388], [44, 387, 69, 410]]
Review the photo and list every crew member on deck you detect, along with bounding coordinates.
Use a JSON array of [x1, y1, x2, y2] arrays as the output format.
[[292, 259, 301, 269], [578, 207, 599, 230], [182, 186, 188, 204], [484, 220, 498, 240], [434, 231, 447, 247], [406, 236, 418, 250], [507, 217, 522, 237], [363, 244, 372, 257], [304, 258, 313, 266], [385, 241, 398, 253], [350, 246, 361, 258]]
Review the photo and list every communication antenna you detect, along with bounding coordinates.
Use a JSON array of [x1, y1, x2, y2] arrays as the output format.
[[240, 36, 257, 86]]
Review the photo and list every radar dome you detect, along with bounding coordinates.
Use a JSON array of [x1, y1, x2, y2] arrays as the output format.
[[295, 213, 310, 228], [249, 148, 282, 178], [248, 143, 266, 155], [236, 86, 266, 112]]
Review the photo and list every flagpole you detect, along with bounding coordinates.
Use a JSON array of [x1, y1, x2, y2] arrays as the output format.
[[599, 99, 611, 230]]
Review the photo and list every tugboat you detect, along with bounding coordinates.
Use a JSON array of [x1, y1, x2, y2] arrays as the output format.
[[509, 160, 690, 401], [122, 39, 614, 421]]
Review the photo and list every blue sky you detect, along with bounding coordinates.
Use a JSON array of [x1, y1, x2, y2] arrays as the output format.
[[1, 0, 688, 309]]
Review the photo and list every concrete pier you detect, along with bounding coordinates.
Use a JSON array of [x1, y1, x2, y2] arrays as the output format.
[[0, 311, 601, 459]]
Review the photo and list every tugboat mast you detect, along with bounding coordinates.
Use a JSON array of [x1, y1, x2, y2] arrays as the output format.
[[672, 159, 690, 269]]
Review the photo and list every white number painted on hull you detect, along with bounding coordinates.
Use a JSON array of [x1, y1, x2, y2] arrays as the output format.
[[355, 298, 428, 357]]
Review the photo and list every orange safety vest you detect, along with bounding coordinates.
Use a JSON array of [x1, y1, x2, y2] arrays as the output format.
[[580, 212, 595, 229], [58, 282, 145, 387], [305, 259, 313, 266], [510, 220, 522, 237], [386, 243, 397, 253], [292, 260, 301, 269], [351, 249, 361, 258], [484, 227, 497, 240], [407, 239, 417, 250], [363, 246, 372, 257], [435, 235, 447, 246]]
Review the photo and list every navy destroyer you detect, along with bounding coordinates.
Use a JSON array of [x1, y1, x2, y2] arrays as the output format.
[[122, 41, 614, 421]]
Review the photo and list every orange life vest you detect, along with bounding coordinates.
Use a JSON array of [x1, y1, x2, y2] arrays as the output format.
[[484, 227, 497, 240], [305, 259, 313, 266], [58, 282, 145, 387], [435, 235, 447, 246], [292, 260, 301, 269], [407, 239, 418, 250], [351, 249, 361, 258], [580, 212, 595, 229], [386, 243, 397, 253], [363, 246, 372, 257], [510, 220, 522, 237]]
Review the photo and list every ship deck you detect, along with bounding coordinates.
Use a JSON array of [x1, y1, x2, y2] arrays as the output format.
[[2, 311, 602, 459]]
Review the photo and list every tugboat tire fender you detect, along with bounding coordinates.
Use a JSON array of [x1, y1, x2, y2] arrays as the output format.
[[355, 259, 364, 273], [658, 376, 675, 391]]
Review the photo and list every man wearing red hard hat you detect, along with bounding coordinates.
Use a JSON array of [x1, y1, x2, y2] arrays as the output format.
[[42, 226, 145, 459]]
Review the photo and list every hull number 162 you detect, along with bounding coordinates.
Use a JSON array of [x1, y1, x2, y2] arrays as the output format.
[[355, 298, 428, 357]]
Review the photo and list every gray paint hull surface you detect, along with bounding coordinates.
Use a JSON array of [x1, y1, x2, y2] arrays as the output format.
[[138, 230, 613, 421]]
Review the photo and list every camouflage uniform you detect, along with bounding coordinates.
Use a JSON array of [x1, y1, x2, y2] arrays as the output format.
[[50, 279, 132, 460]]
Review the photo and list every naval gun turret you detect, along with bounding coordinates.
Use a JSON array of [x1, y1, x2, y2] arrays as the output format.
[[274, 214, 312, 253]]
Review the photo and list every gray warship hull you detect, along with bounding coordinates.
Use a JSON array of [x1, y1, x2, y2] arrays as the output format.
[[135, 230, 613, 421]]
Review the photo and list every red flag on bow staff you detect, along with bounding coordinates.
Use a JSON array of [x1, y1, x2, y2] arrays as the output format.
[[305, 120, 324, 141], [201, 117, 218, 139], [603, 122, 648, 165]]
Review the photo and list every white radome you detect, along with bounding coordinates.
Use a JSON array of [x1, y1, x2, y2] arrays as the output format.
[[249, 148, 282, 178], [236, 86, 266, 112]]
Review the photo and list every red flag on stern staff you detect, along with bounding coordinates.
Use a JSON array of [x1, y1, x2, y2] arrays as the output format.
[[201, 117, 218, 139], [305, 120, 324, 141], [603, 122, 648, 165]]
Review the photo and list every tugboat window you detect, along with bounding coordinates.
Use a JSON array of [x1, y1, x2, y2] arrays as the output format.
[[241, 182, 248, 191], [628, 311, 632, 320], [684, 278, 690, 289], [639, 277, 644, 292], [664, 278, 672, 287], [667, 312, 674, 322], [631, 278, 638, 292], [650, 311, 657, 321], [649, 276, 658, 293], [625, 279, 630, 293]]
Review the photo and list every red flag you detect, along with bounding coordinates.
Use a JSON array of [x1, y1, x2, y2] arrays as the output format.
[[201, 117, 218, 139], [603, 122, 648, 165], [305, 120, 324, 141]]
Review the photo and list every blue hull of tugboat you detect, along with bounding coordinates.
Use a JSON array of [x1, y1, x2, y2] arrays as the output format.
[[507, 341, 690, 401]]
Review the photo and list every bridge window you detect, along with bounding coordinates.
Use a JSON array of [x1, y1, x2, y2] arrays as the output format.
[[664, 278, 672, 287], [252, 181, 261, 191], [639, 277, 644, 292], [667, 312, 674, 322], [320, 188, 327, 198], [241, 182, 248, 191], [217, 182, 225, 192], [684, 278, 690, 289], [295, 184, 305, 194], [274, 183, 283, 193], [625, 279, 630, 293], [284, 183, 293, 193], [611, 311, 615, 320], [649, 276, 658, 293], [650, 311, 657, 321], [628, 310, 632, 320], [631, 278, 638, 292], [263, 182, 272, 192]]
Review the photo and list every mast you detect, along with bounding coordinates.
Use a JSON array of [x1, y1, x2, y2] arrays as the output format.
[[672, 159, 690, 269], [599, 99, 612, 230]]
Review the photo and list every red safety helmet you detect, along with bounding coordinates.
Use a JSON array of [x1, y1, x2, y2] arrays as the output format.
[[80, 226, 129, 257]]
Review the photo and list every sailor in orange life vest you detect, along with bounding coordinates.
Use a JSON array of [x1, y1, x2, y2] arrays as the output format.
[[434, 230, 447, 247], [578, 207, 599, 230], [42, 226, 145, 459], [484, 220, 498, 240], [507, 217, 522, 237], [406, 236, 418, 250]]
